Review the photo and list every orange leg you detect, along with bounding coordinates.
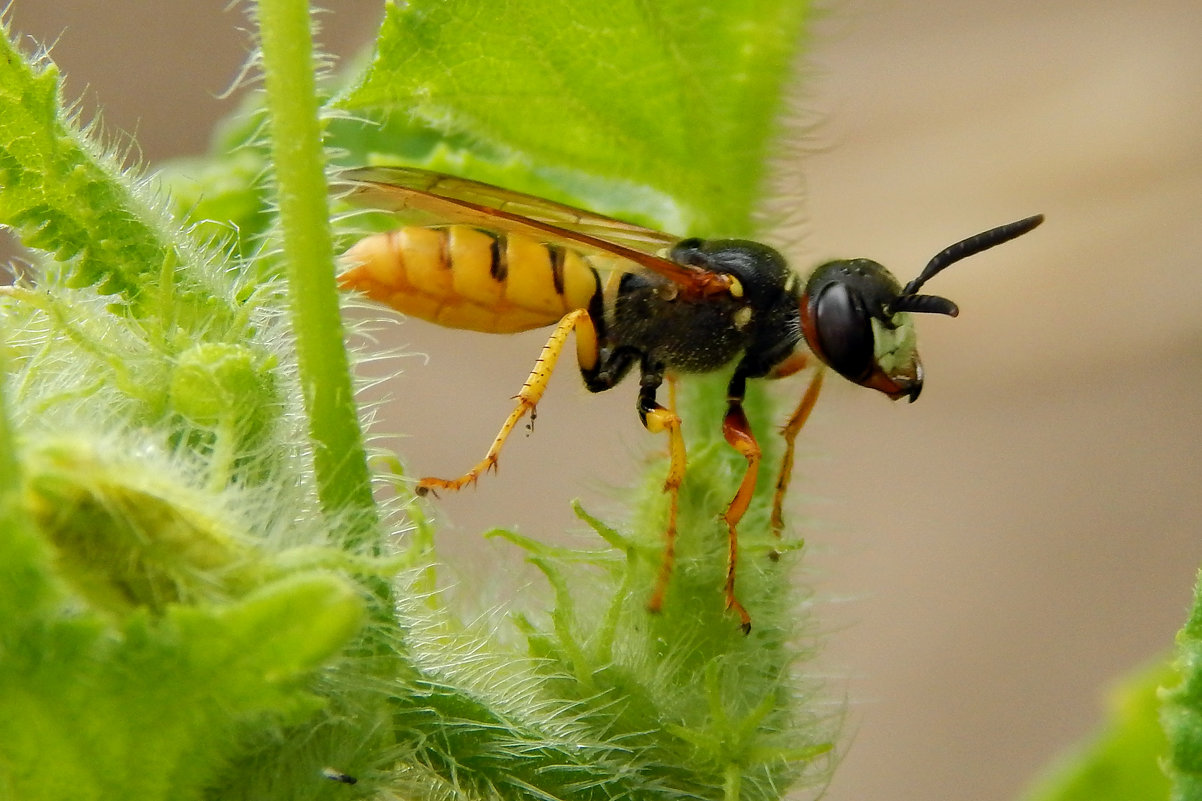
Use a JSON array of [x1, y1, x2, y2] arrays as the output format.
[[721, 402, 760, 634], [417, 309, 595, 495], [770, 367, 825, 535], [644, 382, 686, 616]]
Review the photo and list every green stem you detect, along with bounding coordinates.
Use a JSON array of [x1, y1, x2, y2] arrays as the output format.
[[724, 763, 742, 801], [0, 353, 21, 511], [256, 0, 377, 545]]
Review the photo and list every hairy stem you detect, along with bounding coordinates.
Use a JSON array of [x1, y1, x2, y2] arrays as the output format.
[[256, 0, 377, 545]]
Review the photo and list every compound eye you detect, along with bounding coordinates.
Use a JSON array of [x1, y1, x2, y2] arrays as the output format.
[[813, 282, 874, 381]]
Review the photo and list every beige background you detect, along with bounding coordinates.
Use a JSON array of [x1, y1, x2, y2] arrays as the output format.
[[6, 2, 1201, 800]]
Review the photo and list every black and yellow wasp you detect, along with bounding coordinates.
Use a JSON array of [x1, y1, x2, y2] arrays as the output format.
[[339, 166, 1042, 631]]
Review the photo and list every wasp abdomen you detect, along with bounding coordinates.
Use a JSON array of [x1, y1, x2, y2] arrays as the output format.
[[339, 225, 601, 333]]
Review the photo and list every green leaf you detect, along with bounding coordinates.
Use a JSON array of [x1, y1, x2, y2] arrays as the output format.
[[0, 22, 199, 303], [1163, 571, 1202, 801], [340, 0, 810, 235], [1018, 660, 1172, 801], [0, 572, 364, 801]]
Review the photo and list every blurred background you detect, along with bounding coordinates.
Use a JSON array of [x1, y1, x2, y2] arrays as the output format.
[[5, 2, 1200, 800]]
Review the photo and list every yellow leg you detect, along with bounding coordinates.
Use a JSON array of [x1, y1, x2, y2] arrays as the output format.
[[770, 367, 825, 535], [417, 309, 595, 496], [721, 403, 760, 633], [644, 381, 686, 617]]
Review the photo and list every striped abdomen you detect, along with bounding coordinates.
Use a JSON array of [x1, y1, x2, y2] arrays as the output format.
[[339, 225, 606, 333]]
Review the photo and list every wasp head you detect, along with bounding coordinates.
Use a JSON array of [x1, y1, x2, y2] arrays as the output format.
[[800, 258, 931, 401], [799, 215, 1043, 402]]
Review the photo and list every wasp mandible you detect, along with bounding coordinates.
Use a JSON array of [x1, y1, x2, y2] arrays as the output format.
[[338, 166, 1043, 632]]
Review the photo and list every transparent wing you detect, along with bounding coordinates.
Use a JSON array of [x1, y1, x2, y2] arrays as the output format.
[[341, 166, 732, 296]]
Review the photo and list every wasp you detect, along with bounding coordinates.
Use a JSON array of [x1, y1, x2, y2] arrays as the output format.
[[338, 166, 1042, 632]]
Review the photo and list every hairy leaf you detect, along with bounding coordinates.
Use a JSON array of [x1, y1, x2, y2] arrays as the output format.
[[340, 0, 809, 236]]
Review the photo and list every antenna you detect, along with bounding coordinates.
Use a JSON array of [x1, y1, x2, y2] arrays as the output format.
[[890, 214, 1044, 316]]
